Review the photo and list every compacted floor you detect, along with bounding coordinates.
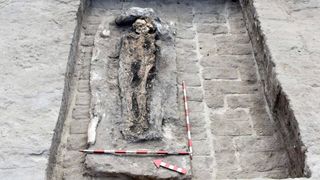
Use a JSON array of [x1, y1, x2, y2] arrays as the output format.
[[53, 0, 290, 179]]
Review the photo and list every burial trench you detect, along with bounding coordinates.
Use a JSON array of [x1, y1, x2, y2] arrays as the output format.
[[50, 0, 308, 179]]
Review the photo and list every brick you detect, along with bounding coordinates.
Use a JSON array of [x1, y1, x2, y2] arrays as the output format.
[[202, 67, 239, 80], [81, 36, 94, 47], [189, 112, 206, 128], [215, 152, 239, 171], [227, 93, 265, 109], [186, 87, 203, 102], [70, 120, 88, 134], [239, 151, 289, 172], [63, 173, 87, 180], [199, 48, 216, 58], [175, 39, 196, 49], [177, 12, 194, 24], [75, 93, 90, 106], [85, 16, 101, 25], [204, 91, 224, 108], [176, 49, 198, 64], [176, 28, 195, 39], [213, 136, 235, 153], [250, 107, 275, 136], [63, 151, 85, 168], [191, 126, 208, 140], [80, 47, 93, 53], [239, 65, 258, 83], [83, 25, 97, 35], [194, 13, 226, 24], [227, 94, 253, 108], [227, 4, 242, 16], [67, 134, 88, 150], [211, 119, 252, 136], [204, 80, 259, 94], [216, 170, 240, 179], [192, 156, 214, 172], [79, 51, 92, 62], [194, 2, 225, 14], [219, 168, 288, 179], [72, 106, 89, 120], [229, 19, 247, 34], [234, 136, 284, 152], [217, 43, 252, 55], [188, 101, 204, 112], [197, 24, 228, 34], [214, 34, 250, 44], [198, 33, 215, 45], [177, 60, 199, 73], [193, 140, 211, 156], [78, 66, 90, 80], [200, 55, 253, 67], [177, 73, 201, 87], [192, 170, 213, 180], [211, 109, 250, 122], [77, 80, 89, 92]]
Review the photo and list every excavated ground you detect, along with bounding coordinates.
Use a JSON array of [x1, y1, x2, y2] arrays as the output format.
[[52, 0, 299, 179]]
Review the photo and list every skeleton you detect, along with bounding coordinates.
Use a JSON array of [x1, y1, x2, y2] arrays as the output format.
[[118, 17, 157, 141]]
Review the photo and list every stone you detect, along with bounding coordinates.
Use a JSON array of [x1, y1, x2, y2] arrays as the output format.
[[211, 109, 250, 122], [72, 106, 89, 120], [216, 43, 252, 55], [194, 13, 226, 24], [214, 34, 250, 44], [211, 118, 252, 136], [197, 24, 228, 34], [70, 120, 88, 134], [81, 36, 94, 46], [75, 93, 90, 106], [84, 25, 98, 35], [188, 101, 204, 112], [185, 87, 203, 102], [202, 67, 239, 80], [234, 136, 284, 152], [204, 80, 259, 95], [115, 7, 155, 26], [239, 151, 289, 172], [177, 73, 202, 87], [213, 136, 235, 153], [67, 134, 87, 150], [175, 39, 196, 49], [100, 29, 110, 38], [176, 28, 196, 39], [215, 152, 239, 171], [226, 94, 257, 108], [62, 151, 85, 168], [204, 91, 224, 108], [193, 140, 211, 156], [192, 156, 214, 172], [77, 80, 89, 92], [177, 60, 200, 73]]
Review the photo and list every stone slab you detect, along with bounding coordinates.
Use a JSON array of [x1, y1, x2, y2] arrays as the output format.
[[85, 13, 191, 179]]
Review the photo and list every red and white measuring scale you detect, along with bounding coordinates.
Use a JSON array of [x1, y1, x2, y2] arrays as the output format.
[[182, 81, 193, 159], [153, 159, 188, 174], [80, 149, 189, 155]]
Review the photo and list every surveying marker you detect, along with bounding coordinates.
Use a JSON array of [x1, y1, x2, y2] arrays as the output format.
[[182, 81, 193, 159], [153, 159, 187, 175], [80, 149, 190, 155]]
